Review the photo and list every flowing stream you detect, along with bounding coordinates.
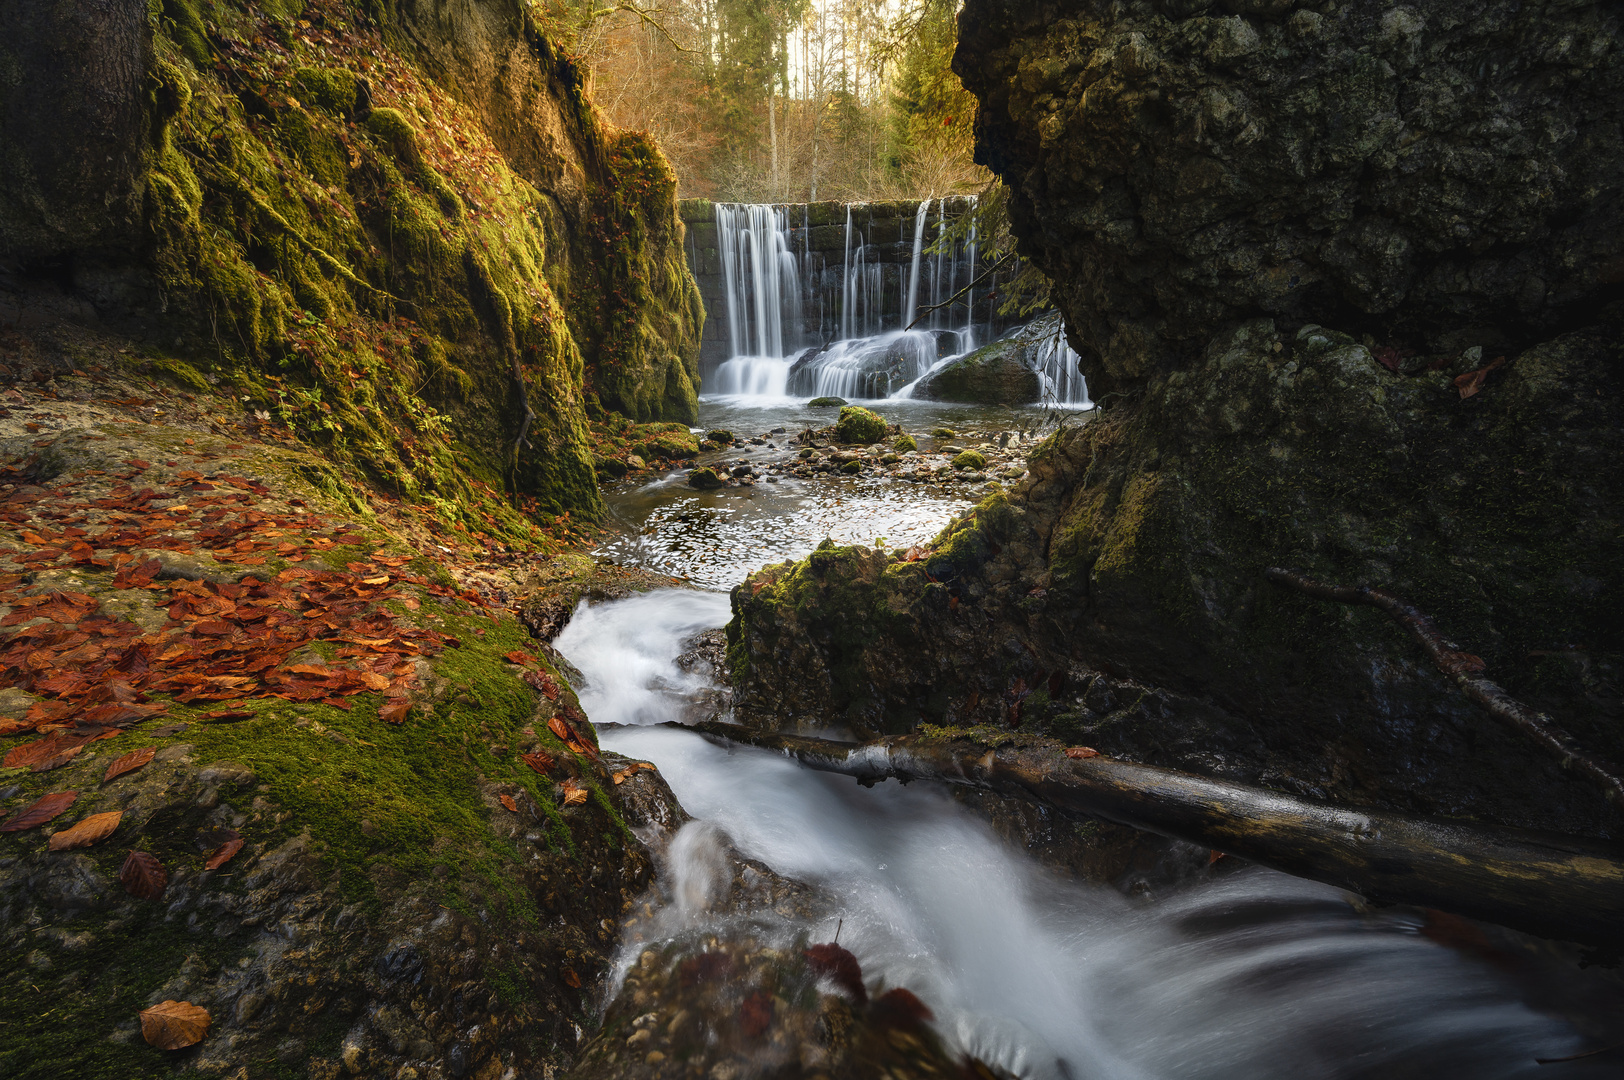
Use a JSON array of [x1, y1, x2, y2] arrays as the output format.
[[553, 590, 1608, 1079], [546, 199, 1618, 1078]]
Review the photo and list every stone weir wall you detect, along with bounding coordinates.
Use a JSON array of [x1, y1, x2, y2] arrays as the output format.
[[678, 198, 1022, 371]]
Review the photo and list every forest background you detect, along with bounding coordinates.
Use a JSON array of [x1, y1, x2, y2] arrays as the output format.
[[533, 0, 980, 202]]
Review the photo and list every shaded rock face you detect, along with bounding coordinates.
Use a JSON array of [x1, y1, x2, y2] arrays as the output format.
[[730, 318, 1624, 838], [955, 0, 1624, 394], [911, 336, 1042, 404]]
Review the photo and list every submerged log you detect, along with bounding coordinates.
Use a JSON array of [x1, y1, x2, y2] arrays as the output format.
[[680, 721, 1624, 950], [1264, 566, 1624, 812]]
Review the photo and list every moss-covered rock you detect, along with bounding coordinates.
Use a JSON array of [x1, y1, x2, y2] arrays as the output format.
[[705, 428, 734, 444], [688, 466, 724, 489], [912, 337, 1042, 405], [952, 449, 988, 470], [0, 0, 704, 537], [809, 396, 847, 407], [730, 318, 1624, 839], [893, 433, 918, 453], [836, 405, 888, 444]]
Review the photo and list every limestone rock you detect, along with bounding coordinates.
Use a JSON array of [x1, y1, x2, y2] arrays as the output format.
[[955, 0, 1624, 395]]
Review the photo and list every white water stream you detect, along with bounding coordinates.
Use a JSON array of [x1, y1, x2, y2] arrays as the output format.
[[553, 590, 1603, 1080]]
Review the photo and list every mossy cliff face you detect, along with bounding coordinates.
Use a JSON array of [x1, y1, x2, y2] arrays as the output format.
[[954, 0, 1624, 395], [730, 318, 1624, 837], [726, 0, 1624, 840], [0, 0, 701, 534]]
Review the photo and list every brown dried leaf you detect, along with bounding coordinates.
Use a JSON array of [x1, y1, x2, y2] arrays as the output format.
[[104, 746, 157, 783], [204, 837, 244, 870], [611, 771, 627, 785], [1064, 746, 1100, 759], [139, 1000, 210, 1049], [521, 750, 554, 775], [561, 781, 588, 806], [378, 698, 411, 724], [499, 794, 518, 812], [503, 650, 537, 665], [562, 967, 582, 988], [48, 810, 123, 851], [0, 790, 78, 832], [120, 849, 168, 900], [546, 716, 572, 741]]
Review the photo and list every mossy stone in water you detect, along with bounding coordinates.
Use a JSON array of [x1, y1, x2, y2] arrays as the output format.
[[809, 396, 848, 407], [930, 427, 957, 439], [837, 405, 887, 444], [840, 459, 864, 474], [893, 433, 917, 453], [594, 455, 627, 479], [952, 449, 988, 470], [706, 429, 734, 444], [688, 466, 724, 489]]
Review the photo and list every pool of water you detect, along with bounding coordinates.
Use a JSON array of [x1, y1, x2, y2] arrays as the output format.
[[591, 395, 1076, 588]]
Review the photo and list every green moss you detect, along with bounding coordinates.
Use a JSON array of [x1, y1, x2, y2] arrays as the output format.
[[836, 405, 888, 444], [291, 67, 359, 115], [952, 449, 987, 470], [893, 433, 917, 453]]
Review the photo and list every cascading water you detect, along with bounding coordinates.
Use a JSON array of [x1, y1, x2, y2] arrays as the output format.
[[554, 590, 1605, 1080], [705, 200, 1087, 407]]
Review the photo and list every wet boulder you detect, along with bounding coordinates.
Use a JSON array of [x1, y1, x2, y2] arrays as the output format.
[[688, 466, 725, 489], [836, 406, 889, 445], [911, 337, 1042, 405]]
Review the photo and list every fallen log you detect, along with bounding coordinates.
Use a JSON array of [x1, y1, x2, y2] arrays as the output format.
[[679, 721, 1624, 950], [1264, 566, 1624, 812]]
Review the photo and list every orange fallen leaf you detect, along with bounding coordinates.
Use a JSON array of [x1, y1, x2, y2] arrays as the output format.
[[1064, 747, 1100, 759], [499, 794, 518, 812], [522, 750, 554, 774], [1453, 355, 1506, 399], [1209, 849, 1227, 865], [360, 575, 390, 585], [561, 781, 588, 806], [611, 771, 627, 785], [0, 790, 78, 832], [562, 967, 582, 988], [205, 836, 244, 870], [503, 650, 537, 665], [378, 698, 411, 724], [140, 1000, 210, 1049], [546, 716, 572, 741], [48, 810, 123, 851], [120, 849, 168, 900]]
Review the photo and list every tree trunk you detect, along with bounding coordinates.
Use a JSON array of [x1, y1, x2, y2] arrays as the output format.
[[680, 722, 1624, 950]]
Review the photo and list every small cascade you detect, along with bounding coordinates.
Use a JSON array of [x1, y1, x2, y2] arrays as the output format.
[[1026, 319, 1093, 408]]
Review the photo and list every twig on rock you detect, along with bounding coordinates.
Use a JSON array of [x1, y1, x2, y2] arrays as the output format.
[[1264, 566, 1624, 812]]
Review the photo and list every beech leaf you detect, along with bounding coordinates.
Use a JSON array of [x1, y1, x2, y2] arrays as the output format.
[[205, 836, 244, 870], [378, 698, 411, 724], [546, 716, 572, 741], [561, 781, 588, 806], [120, 849, 168, 900], [103, 747, 157, 783], [562, 967, 582, 988], [522, 750, 555, 774], [139, 1000, 211, 1049], [0, 790, 78, 832], [499, 794, 518, 812], [48, 810, 123, 851], [1064, 747, 1100, 759]]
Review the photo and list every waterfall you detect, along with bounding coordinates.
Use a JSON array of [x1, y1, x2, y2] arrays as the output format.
[[706, 200, 1079, 406], [715, 203, 801, 358], [903, 198, 931, 330], [1027, 317, 1093, 408]]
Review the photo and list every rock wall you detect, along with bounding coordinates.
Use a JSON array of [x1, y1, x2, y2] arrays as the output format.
[[955, 0, 1624, 395], [0, 0, 703, 529], [728, 0, 1624, 843]]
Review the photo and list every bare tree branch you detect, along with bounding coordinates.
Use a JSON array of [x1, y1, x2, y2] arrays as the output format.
[[1265, 567, 1624, 812]]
